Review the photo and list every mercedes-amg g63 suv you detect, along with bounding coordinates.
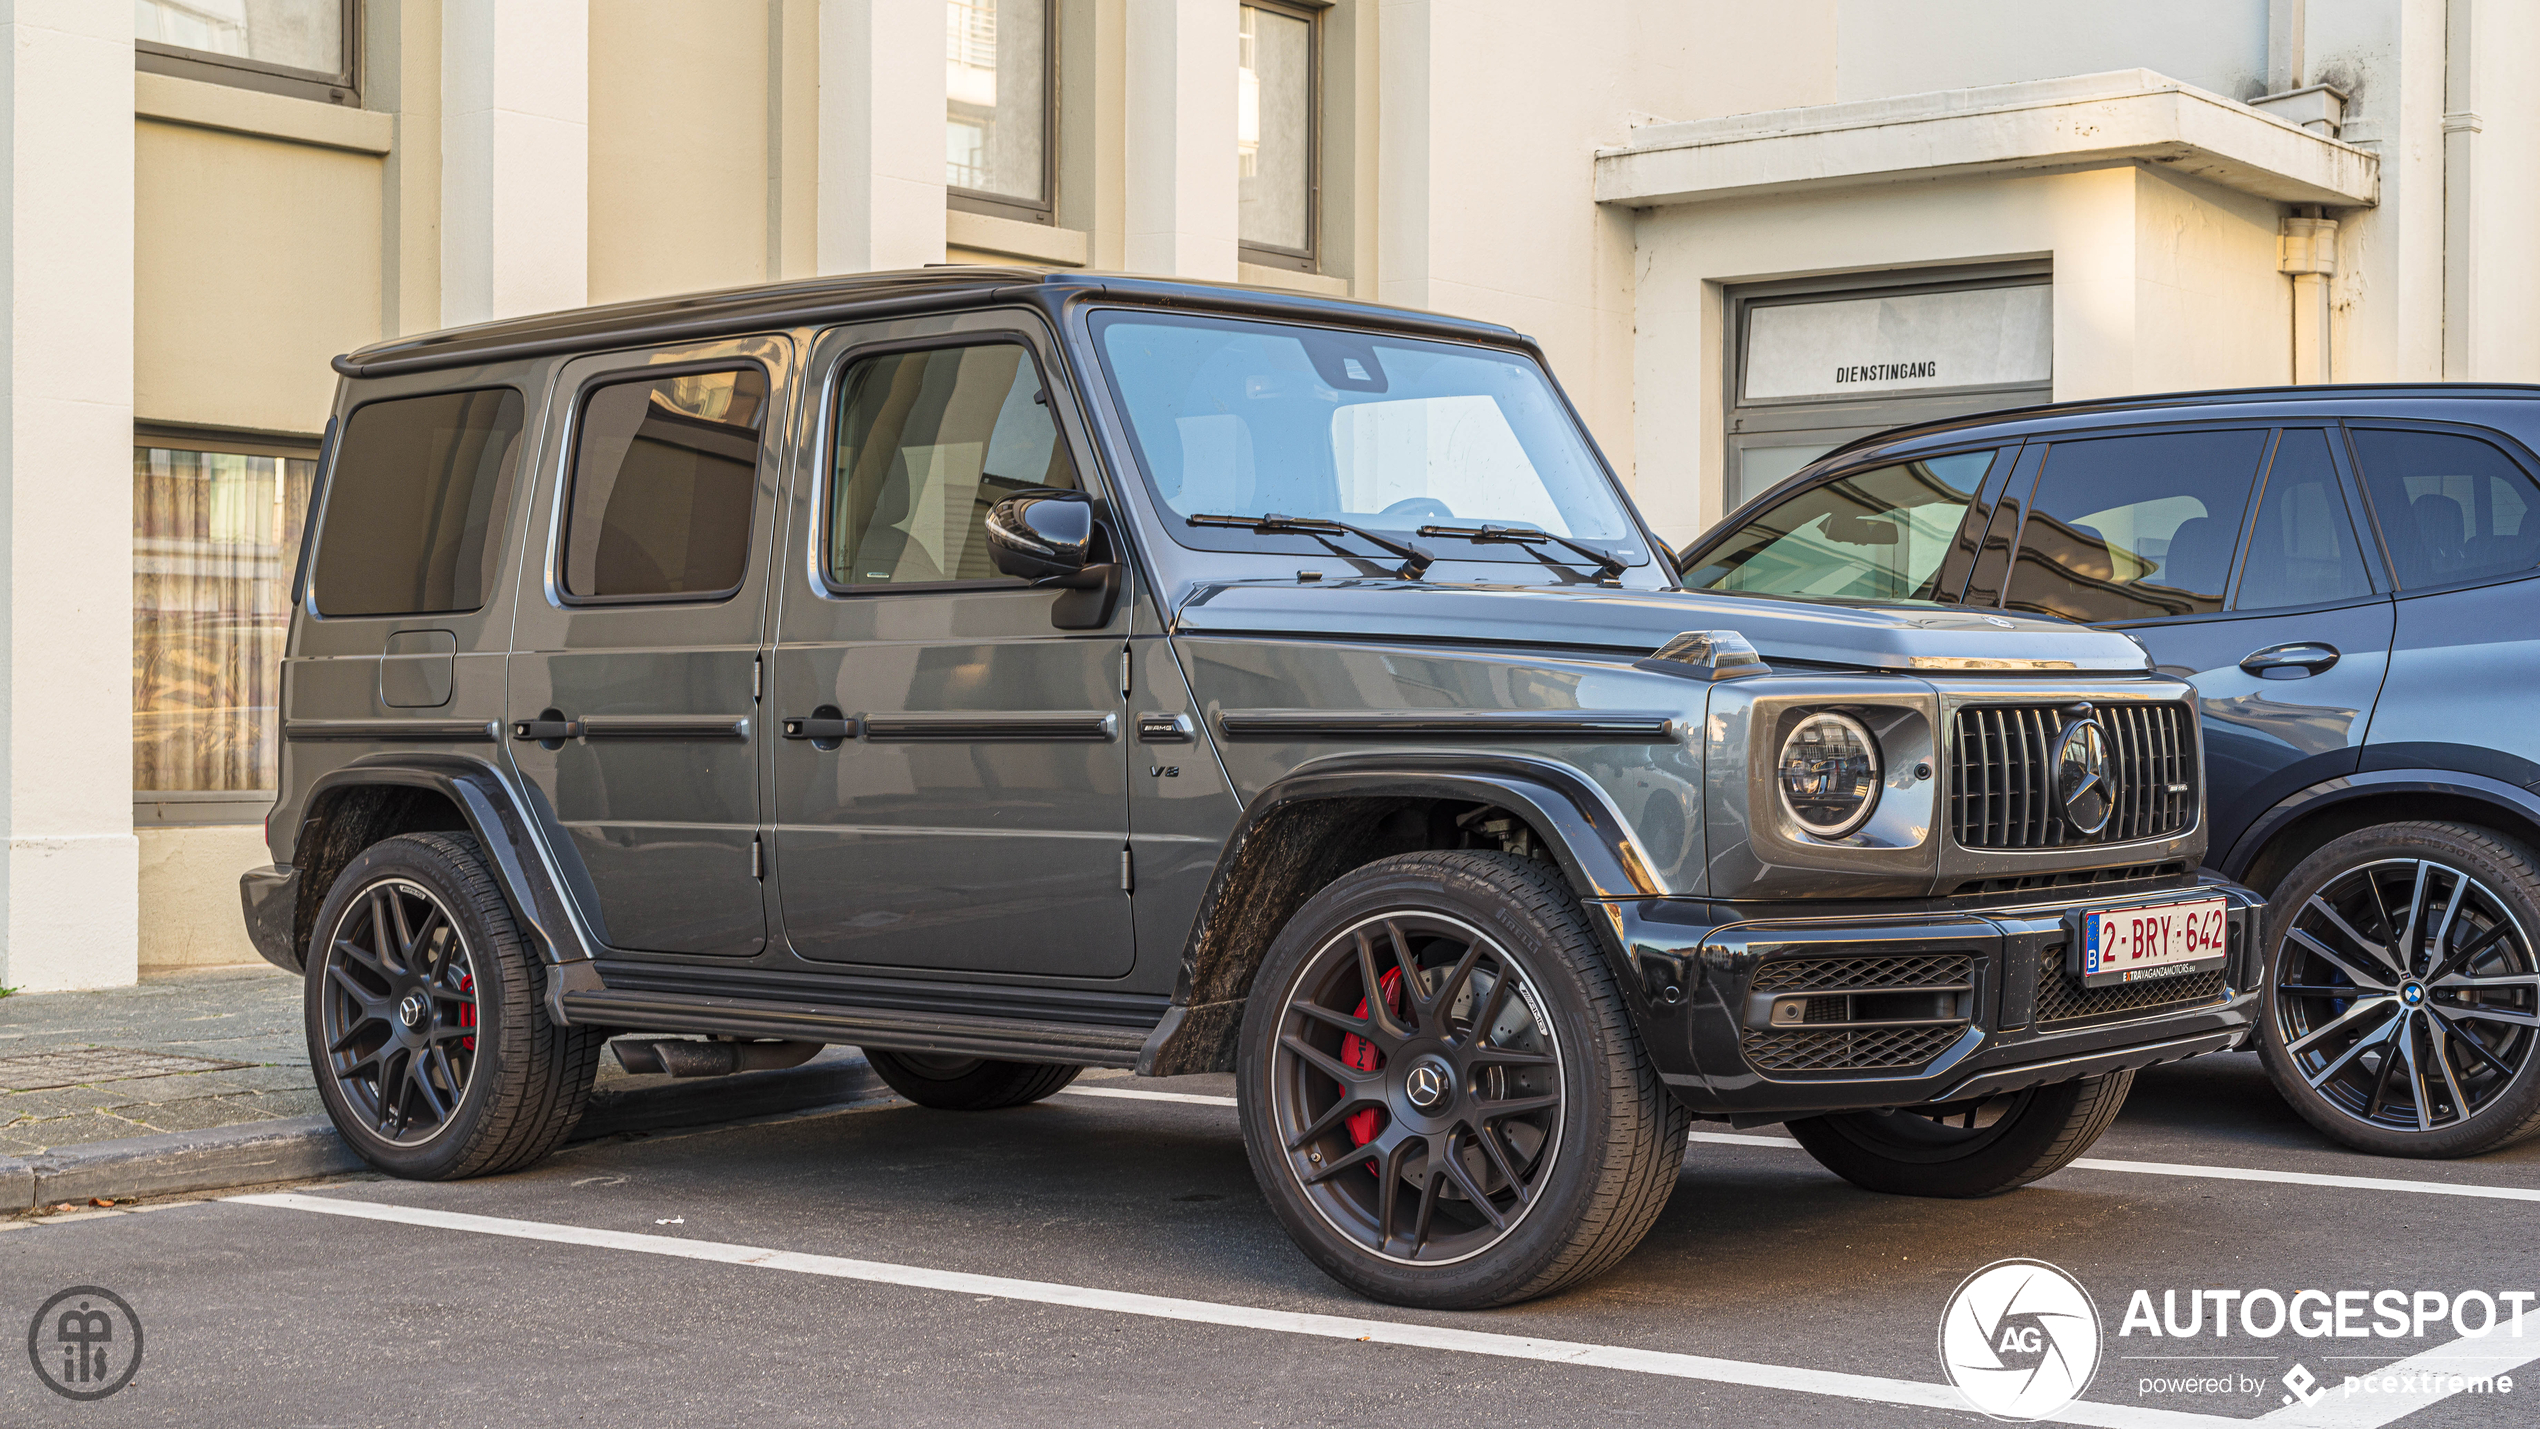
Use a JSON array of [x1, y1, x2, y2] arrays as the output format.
[[243, 270, 2260, 1309]]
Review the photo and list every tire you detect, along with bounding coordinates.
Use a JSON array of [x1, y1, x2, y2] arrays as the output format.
[[304, 832, 603, 1180], [2255, 821, 2540, 1158], [1786, 1071, 2134, 1198], [865, 1049, 1081, 1109], [1238, 851, 1688, 1310]]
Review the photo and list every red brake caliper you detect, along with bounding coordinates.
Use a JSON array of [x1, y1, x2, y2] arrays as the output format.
[[459, 972, 477, 1052], [1341, 968, 1403, 1160]]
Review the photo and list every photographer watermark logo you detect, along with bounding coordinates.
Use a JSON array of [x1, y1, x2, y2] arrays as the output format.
[[26, 1286, 143, 1401], [1940, 1259, 2102, 1421]]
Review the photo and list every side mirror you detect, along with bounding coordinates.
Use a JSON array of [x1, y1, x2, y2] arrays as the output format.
[[986, 489, 1121, 630]]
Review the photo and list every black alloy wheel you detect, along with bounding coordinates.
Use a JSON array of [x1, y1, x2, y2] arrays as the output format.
[[320, 877, 481, 1145], [305, 833, 604, 1179], [1238, 851, 1687, 1310], [1267, 909, 1565, 1267], [2261, 823, 2540, 1157], [1787, 1071, 2134, 1197]]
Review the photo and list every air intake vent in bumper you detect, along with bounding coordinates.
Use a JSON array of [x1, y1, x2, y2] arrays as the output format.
[[1742, 953, 1975, 1077]]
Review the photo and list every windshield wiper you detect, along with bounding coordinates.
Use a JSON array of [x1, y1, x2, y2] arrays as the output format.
[[1419, 523, 1626, 580], [1187, 513, 1435, 580]]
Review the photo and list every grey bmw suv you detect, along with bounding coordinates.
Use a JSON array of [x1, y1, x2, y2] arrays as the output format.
[[1682, 385, 2540, 1160], [244, 270, 2259, 1308]]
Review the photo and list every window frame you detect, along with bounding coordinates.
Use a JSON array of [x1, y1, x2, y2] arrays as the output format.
[[1994, 421, 2278, 628], [945, 0, 1060, 226], [132, 425, 325, 820], [2338, 418, 2540, 597], [136, 0, 360, 106], [304, 385, 528, 620], [1674, 443, 2011, 606], [2221, 426, 2386, 615], [1235, 0, 1323, 272], [813, 333, 1081, 599], [550, 361, 774, 609]]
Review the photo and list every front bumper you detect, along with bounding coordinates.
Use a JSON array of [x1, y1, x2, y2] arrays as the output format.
[[239, 864, 302, 973], [1596, 874, 2264, 1120]]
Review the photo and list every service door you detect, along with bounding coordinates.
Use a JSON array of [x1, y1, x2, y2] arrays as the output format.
[[768, 317, 1135, 978], [506, 337, 791, 956]]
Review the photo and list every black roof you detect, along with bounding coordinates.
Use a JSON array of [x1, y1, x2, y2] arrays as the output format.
[[334, 268, 1526, 378], [1822, 382, 2540, 465]]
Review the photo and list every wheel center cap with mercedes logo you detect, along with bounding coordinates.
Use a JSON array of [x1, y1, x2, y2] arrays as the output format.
[[2056, 718, 2114, 835], [1403, 1056, 1454, 1110], [397, 992, 429, 1030]]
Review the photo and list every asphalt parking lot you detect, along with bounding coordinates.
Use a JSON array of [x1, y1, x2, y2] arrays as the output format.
[[1, 1049, 2534, 1428]]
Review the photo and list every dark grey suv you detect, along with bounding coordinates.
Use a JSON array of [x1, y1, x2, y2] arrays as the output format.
[[243, 271, 2259, 1308], [1683, 385, 2540, 1160]]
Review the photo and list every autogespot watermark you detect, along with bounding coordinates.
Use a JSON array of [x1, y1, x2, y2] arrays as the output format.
[[1938, 1259, 2103, 1421], [25, 1286, 144, 1401], [1940, 1268, 2534, 1421]]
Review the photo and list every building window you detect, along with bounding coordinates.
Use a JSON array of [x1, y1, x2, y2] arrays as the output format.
[[136, 0, 358, 105], [133, 439, 316, 824], [1238, 2, 1316, 269], [946, 0, 1053, 222]]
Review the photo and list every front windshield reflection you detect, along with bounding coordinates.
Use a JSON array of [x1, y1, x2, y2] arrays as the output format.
[[1093, 313, 1633, 552]]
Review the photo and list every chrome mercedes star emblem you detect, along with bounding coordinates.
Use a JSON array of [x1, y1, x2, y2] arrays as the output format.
[[2055, 718, 2114, 835], [1404, 1060, 1448, 1109], [1983, 615, 2014, 627], [397, 992, 429, 1030]]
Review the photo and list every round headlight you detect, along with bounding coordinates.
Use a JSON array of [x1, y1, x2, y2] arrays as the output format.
[[1777, 712, 1882, 838]]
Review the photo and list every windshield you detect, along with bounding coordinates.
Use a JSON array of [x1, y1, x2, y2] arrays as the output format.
[[1092, 312, 1636, 558], [1682, 451, 1995, 602]]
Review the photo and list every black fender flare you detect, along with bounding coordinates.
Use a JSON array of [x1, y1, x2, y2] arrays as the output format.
[[293, 755, 602, 977], [2219, 767, 2540, 881], [1136, 752, 1669, 1076]]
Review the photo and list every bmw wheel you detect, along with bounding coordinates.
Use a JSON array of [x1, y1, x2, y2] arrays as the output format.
[[2257, 822, 2540, 1158], [1237, 851, 1687, 1309]]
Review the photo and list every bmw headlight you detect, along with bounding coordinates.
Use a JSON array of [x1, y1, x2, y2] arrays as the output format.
[[1777, 712, 1881, 838]]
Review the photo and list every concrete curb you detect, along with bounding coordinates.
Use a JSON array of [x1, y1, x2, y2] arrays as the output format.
[[0, 1051, 890, 1210]]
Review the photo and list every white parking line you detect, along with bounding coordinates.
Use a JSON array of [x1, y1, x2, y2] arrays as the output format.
[[230, 1190, 2224, 1428], [1062, 1095, 2540, 1205]]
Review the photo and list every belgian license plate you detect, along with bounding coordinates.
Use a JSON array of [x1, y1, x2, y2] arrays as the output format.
[[2076, 897, 2230, 988]]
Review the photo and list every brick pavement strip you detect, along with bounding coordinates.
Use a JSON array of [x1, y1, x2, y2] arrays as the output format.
[[0, 966, 892, 1210]]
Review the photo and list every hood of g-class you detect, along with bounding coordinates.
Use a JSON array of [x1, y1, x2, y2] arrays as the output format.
[[1171, 580, 2149, 673]]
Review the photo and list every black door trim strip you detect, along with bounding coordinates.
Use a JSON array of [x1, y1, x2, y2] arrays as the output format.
[[284, 718, 501, 743], [576, 715, 753, 740], [860, 712, 1118, 742], [1216, 709, 1678, 741]]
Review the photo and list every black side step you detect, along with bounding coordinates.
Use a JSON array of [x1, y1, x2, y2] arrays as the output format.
[[557, 988, 1154, 1069]]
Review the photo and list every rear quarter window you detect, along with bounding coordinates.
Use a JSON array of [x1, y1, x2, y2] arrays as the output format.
[[311, 388, 526, 617]]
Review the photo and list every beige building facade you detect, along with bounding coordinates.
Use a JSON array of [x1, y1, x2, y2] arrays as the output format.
[[0, 0, 2527, 989]]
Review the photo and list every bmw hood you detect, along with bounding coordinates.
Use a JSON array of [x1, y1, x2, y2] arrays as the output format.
[[1171, 580, 2151, 674]]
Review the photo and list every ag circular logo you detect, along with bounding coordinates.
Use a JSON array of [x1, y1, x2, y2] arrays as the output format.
[[1938, 1259, 2100, 1421], [2054, 719, 2113, 836], [27, 1285, 143, 1401]]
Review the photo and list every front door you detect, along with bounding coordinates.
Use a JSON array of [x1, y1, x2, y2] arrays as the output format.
[[506, 337, 790, 956], [2000, 426, 2393, 861], [768, 319, 1135, 977]]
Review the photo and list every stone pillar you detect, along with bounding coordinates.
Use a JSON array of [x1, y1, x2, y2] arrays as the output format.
[[442, 0, 588, 324], [1123, 0, 1238, 279], [817, 0, 945, 273], [0, 3, 140, 991]]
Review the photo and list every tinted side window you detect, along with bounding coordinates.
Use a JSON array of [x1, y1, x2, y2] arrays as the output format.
[[2348, 428, 2540, 587], [563, 368, 769, 599], [1682, 452, 1992, 602], [2234, 429, 2374, 609], [830, 343, 1075, 586], [2006, 430, 2267, 622], [312, 388, 525, 617]]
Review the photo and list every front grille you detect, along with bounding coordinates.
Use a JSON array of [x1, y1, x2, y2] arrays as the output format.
[[1751, 953, 1973, 993], [1745, 953, 1974, 1076], [1949, 702, 2194, 850], [2033, 946, 2228, 1028], [1744, 1024, 1965, 1073]]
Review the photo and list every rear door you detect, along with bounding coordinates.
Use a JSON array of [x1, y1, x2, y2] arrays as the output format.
[[505, 337, 790, 957], [766, 315, 1135, 977], [1999, 426, 2393, 861]]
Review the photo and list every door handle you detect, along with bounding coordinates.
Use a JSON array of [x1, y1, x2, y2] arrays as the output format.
[[2239, 642, 2341, 679], [511, 717, 579, 741], [780, 716, 856, 741]]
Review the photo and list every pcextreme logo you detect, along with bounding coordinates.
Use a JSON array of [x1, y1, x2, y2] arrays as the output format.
[[1939, 1259, 2103, 1421]]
